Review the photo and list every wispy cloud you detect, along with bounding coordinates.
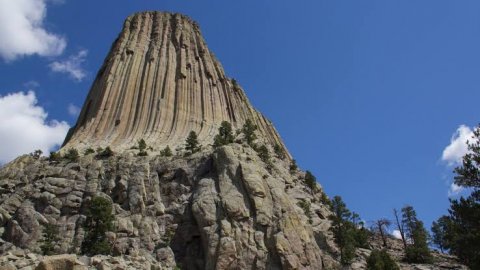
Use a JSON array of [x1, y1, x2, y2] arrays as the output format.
[[0, 91, 70, 164], [442, 125, 473, 166], [67, 103, 80, 117], [49, 49, 88, 82], [0, 0, 66, 61]]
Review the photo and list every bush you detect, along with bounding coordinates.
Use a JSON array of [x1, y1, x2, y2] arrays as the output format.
[[289, 159, 298, 173], [96, 147, 114, 159], [81, 196, 114, 256], [367, 249, 400, 270], [49, 151, 61, 161], [84, 148, 95, 155], [297, 200, 312, 224], [185, 131, 201, 155], [137, 139, 148, 156], [242, 119, 257, 147], [304, 170, 317, 191], [214, 121, 234, 147], [40, 223, 59, 255], [160, 146, 173, 157], [64, 148, 79, 162], [274, 144, 286, 159], [30, 149, 43, 159]]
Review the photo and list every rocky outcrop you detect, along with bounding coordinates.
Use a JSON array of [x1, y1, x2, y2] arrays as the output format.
[[62, 12, 288, 156], [0, 144, 337, 269]]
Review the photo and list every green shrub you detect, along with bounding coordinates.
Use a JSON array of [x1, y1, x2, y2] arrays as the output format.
[[40, 223, 59, 255], [64, 148, 79, 162], [30, 149, 43, 159], [304, 170, 317, 191], [49, 151, 61, 161], [214, 121, 234, 147], [185, 131, 201, 155], [160, 146, 173, 157], [289, 159, 298, 173], [242, 119, 257, 147], [367, 249, 400, 270], [84, 148, 95, 155], [274, 144, 286, 159], [81, 196, 114, 256], [297, 200, 312, 224], [96, 147, 114, 158]]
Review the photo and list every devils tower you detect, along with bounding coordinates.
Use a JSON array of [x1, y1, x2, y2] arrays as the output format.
[[63, 12, 287, 156]]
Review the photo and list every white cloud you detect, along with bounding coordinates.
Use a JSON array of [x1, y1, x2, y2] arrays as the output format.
[[49, 49, 88, 81], [391, 230, 402, 240], [0, 91, 70, 164], [448, 183, 464, 197], [67, 103, 80, 117], [0, 0, 66, 61], [441, 125, 474, 166]]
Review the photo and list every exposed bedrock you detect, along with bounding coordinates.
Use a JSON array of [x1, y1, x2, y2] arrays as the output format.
[[63, 12, 288, 155]]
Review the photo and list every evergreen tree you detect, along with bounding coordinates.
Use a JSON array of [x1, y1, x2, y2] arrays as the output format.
[[185, 131, 201, 154], [274, 144, 286, 159], [84, 148, 95, 155], [366, 249, 400, 270], [374, 219, 391, 248], [329, 196, 356, 265], [49, 151, 61, 162], [289, 159, 298, 173], [214, 121, 234, 147], [64, 148, 79, 162], [242, 119, 257, 147], [40, 223, 59, 255], [30, 149, 43, 159], [160, 146, 173, 157], [256, 145, 270, 163], [81, 196, 114, 255], [96, 147, 114, 158], [431, 216, 451, 253], [304, 170, 317, 191], [401, 205, 432, 263], [138, 139, 148, 156]]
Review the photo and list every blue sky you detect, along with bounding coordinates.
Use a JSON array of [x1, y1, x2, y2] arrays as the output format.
[[1, 0, 479, 234]]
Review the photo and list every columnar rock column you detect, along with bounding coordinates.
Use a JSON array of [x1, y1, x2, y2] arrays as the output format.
[[63, 12, 288, 154]]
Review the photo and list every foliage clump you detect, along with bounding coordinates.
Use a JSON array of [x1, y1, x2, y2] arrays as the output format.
[[84, 148, 95, 155], [138, 139, 148, 156], [329, 196, 371, 265], [81, 196, 115, 256], [214, 121, 234, 147], [242, 119, 257, 147], [49, 151, 61, 161], [304, 170, 317, 191], [160, 146, 173, 157], [297, 199, 312, 224], [40, 223, 59, 255], [96, 147, 114, 159], [289, 159, 298, 173], [366, 249, 400, 270], [185, 131, 201, 155], [64, 148, 79, 162], [274, 144, 286, 160], [30, 149, 43, 159]]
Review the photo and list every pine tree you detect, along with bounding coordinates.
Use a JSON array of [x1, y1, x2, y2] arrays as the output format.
[[185, 131, 201, 154], [366, 249, 400, 270], [214, 121, 234, 147], [242, 119, 257, 147], [40, 223, 59, 255], [304, 171, 317, 191], [274, 144, 286, 159], [431, 216, 451, 253], [289, 159, 298, 173], [138, 139, 148, 156], [329, 196, 356, 265], [401, 205, 432, 263], [160, 146, 173, 157], [64, 148, 79, 162], [374, 219, 391, 248], [81, 196, 114, 255]]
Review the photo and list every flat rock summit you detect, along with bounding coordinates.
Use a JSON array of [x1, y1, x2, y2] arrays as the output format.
[[0, 11, 467, 270]]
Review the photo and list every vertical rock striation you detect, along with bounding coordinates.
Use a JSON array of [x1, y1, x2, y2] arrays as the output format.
[[63, 12, 287, 154]]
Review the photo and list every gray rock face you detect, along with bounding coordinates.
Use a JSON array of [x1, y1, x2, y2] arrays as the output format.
[[62, 11, 288, 156], [0, 144, 336, 269]]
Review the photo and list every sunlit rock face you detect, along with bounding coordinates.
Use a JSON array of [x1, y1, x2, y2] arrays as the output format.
[[63, 12, 287, 154]]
